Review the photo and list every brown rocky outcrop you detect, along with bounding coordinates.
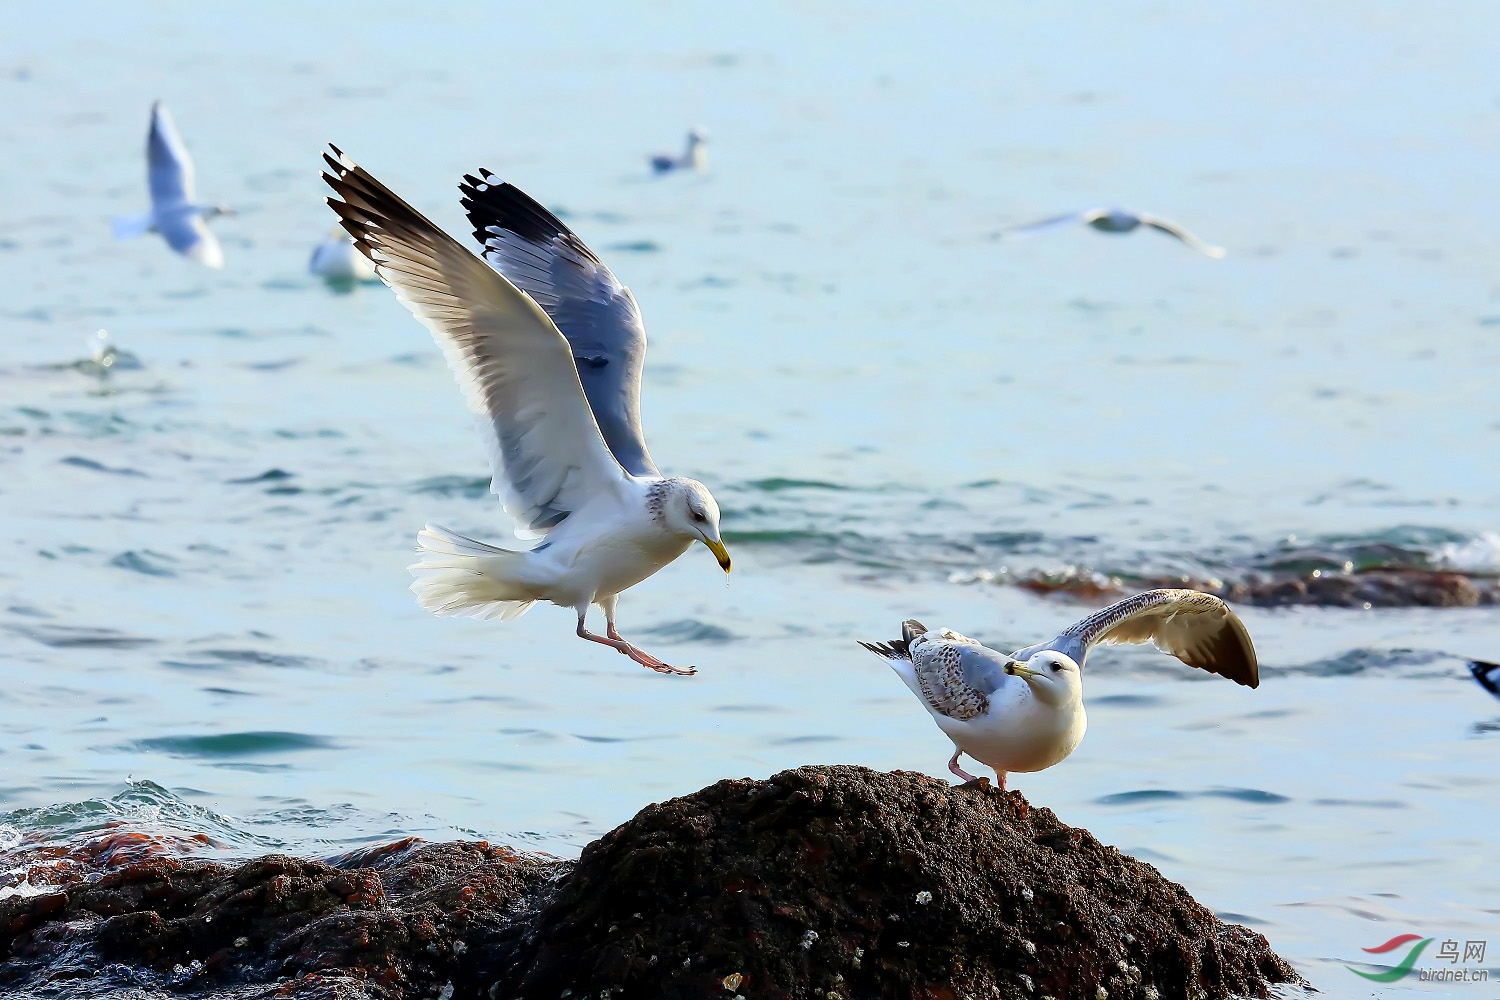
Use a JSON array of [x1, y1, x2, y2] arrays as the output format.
[[0, 766, 1304, 1000]]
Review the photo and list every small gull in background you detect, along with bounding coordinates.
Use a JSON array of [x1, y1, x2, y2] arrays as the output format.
[[861, 590, 1258, 788], [995, 207, 1225, 258], [112, 101, 234, 269], [308, 225, 378, 285], [1471, 661, 1500, 700], [73, 329, 142, 378], [323, 147, 731, 676], [649, 128, 707, 175]]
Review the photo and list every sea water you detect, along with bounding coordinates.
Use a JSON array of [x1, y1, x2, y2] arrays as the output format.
[[1, 3, 1498, 994]]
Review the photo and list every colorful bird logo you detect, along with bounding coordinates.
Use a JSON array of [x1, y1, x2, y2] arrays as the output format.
[[1346, 934, 1433, 982]]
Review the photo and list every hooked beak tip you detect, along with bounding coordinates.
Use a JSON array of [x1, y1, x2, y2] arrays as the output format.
[[704, 537, 731, 573]]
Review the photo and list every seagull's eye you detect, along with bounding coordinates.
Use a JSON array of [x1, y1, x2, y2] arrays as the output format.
[[690, 510, 707, 523]]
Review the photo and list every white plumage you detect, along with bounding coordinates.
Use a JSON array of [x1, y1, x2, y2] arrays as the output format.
[[322, 147, 731, 675], [113, 101, 233, 269], [861, 590, 1258, 787]]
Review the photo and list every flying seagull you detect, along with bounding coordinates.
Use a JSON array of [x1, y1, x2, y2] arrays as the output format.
[[308, 225, 378, 285], [322, 147, 731, 676], [860, 590, 1258, 787], [112, 101, 234, 268], [1472, 660, 1500, 700], [995, 207, 1225, 258], [649, 129, 707, 175]]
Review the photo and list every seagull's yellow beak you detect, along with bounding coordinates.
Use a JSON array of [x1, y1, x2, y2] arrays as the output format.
[[703, 537, 731, 573], [1005, 661, 1041, 679]]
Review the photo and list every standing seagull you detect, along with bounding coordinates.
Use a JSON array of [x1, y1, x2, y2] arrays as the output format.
[[112, 101, 234, 269], [322, 147, 731, 676], [649, 129, 707, 175], [995, 207, 1225, 258], [860, 590, 1258, 788]]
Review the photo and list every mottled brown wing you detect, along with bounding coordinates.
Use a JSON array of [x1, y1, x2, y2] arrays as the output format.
[[1078, 589, 1259, 688]]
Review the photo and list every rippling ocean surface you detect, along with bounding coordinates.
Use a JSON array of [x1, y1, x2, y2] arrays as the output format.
[[2, 2, 1499, 994]]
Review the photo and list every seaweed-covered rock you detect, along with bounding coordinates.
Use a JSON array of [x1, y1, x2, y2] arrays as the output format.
[[0, 767, 1304, 1000]]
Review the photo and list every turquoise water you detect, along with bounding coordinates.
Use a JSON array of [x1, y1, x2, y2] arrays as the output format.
[[2, 2, 1499, 994]]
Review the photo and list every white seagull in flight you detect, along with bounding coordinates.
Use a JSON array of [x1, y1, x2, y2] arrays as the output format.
[[861, 590, 1259, 788], [112, 101, 234, 268], [995, 207, 1225, 258], [323, 148, 731, 676]]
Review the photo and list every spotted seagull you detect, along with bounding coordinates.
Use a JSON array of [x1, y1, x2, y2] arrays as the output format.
[[323, 147, 731, 676], [995, 207, 1225, 258], [112, 101, 234, 269], [861, 590, 1258, 788]]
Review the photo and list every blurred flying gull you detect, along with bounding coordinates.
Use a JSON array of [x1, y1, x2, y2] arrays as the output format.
[[323, 147, 731, 676], [112, 101, 234, 269], [308, 225, 377, 285], [995, 207, 1225, 258], [1471, 660, 1500, 700], [860, 590, 1258, 788], [649, 128, 707, 175]]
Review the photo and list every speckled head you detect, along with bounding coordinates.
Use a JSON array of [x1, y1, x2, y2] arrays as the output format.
[[1005, 650, 1083, 707], [648, 477, 730, 572]]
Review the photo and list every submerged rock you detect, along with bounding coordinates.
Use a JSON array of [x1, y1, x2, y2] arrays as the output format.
[[0, 767, 1304, 1000]]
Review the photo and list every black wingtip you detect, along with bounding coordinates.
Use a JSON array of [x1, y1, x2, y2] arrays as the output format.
[[858, 638, 910, 660], [1472, 660, 1500, 698], [458, 170, 594, 259]]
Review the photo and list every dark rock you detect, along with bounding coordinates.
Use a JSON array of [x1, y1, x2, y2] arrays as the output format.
[[0, 767, 1304, 1000]]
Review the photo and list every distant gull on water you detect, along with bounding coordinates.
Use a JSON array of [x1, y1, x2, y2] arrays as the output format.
[[995, 207, 1225, 258], [649, 129, 707, 174], [323, 147, 731, 676], [308, 225, 378, 284], [1472, 660, 1500, 700], [861, 590, 1259, 788], [112, 101, 234, 269]]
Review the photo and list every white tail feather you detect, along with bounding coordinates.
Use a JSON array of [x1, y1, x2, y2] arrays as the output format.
[[408, 524, 537, 621], [112, 213, 154, 241]]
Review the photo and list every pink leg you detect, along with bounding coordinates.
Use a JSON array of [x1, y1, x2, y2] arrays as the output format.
[[994, 770, 1007, 791], [948, 748, 985, 784], [574, 615, 696, 676]]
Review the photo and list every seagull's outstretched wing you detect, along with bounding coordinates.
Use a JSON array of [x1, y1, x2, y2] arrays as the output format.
[[1137, 213, 1226, 258], [1030, 589, 1257, 687], [458, 172, 657, 477], [1471, 660, 1500, 700], [147, 101, 195, 209], [994, 210, 1089, 239], [159, 214, 223, 269], [322, 146, 629, 537]]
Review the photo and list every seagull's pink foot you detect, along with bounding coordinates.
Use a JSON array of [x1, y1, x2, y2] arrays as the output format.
[[948, 748, 983, 784], [624, 643, 696, 676]]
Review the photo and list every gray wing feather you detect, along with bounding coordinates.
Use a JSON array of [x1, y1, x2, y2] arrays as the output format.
[[147, 101, 194, 208], [323, 147, 628, 537], [459, 172, 658, 477], [995, 210, 1088, 239], [1035, 589, 1258, 687], [1137, 214, 1225, 258], [908, 629, 997, 721]]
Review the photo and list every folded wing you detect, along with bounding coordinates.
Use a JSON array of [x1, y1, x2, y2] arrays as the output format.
[[322, 146, 628, 537], [459, 172, 658, 477]]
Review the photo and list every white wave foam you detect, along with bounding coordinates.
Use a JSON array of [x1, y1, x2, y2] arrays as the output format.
[[1436, 532, 1500, 572]]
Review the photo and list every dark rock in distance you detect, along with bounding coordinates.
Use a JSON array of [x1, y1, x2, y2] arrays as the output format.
[[0, 766, 1304, 1000]]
